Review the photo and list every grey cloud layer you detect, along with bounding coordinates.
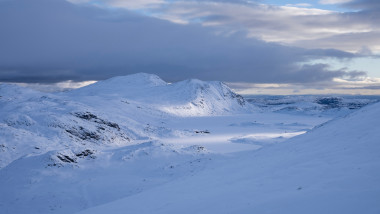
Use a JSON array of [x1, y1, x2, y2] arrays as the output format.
[[0, 0, 363, 84], [139, 0, 380, 52]]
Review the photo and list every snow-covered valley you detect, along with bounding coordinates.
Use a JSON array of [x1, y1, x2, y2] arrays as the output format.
[[0, 73, 379, 214]]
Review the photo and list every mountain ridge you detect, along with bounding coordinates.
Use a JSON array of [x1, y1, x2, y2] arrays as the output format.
[[66, 73, 251, 116]]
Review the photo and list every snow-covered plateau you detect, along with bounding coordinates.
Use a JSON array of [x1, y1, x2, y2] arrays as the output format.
[[0, 73, 379, 214]]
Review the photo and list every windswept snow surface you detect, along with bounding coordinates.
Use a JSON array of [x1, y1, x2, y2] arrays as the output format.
[[0, 73, 379, 214], [78, 101, 380, 214]]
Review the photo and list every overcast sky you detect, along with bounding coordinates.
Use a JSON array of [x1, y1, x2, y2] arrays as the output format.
[[0, 0, 379, 94]]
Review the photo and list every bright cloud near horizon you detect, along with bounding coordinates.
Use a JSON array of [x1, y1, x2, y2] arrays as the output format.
[[0, 0, 379, 95]]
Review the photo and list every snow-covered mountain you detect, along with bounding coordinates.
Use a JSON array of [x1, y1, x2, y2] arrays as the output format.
[[0, 73, 251, 168], [68, 73, 249, 116], [1, 73, 379, 214]]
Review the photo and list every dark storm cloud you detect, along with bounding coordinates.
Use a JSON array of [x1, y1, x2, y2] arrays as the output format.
[[0, 0, 362, 84]]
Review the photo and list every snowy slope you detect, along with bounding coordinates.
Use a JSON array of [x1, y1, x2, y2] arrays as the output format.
[[0, 83, 141, 168], [78, 102, 380, 214]]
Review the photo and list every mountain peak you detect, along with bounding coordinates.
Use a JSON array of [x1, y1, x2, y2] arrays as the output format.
[[69, 73, 167, 96], [99, 73, 167, 87]]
